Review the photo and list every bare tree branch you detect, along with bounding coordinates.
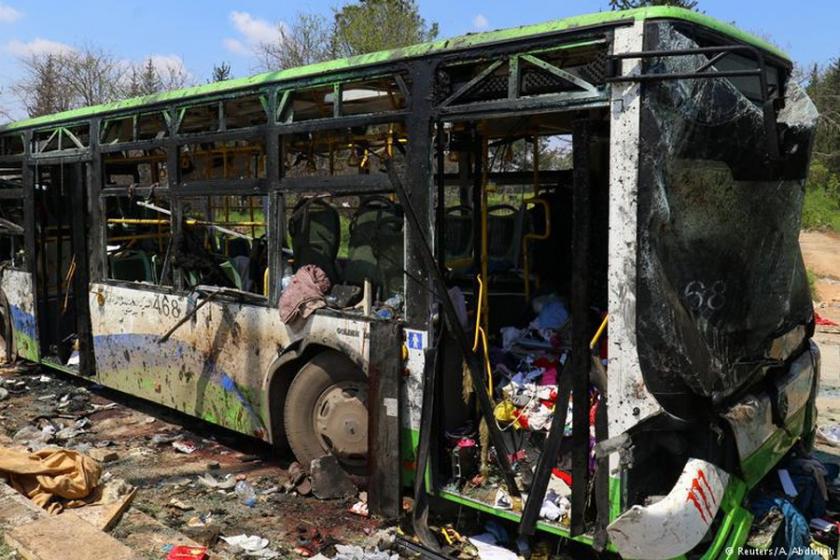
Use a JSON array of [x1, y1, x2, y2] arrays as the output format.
[[255, 13, 334, 72]]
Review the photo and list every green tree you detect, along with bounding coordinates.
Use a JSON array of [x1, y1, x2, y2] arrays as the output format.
[[256, 1, 438, 71], [139, 58, 163, 95], [810, 58, 840, 176], [802, 58, 840, 231], [608, 0, 698, 9], [332, 0, 438, 57]]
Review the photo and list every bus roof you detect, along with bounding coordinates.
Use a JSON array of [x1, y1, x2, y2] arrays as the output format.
[[0, 6, 787, 134]]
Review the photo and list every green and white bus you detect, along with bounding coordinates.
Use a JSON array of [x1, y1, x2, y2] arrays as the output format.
[[0, 7, 820, 558]]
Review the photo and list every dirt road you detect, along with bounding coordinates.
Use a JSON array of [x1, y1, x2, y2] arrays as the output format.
[[0, 368, 384, 559], [802, 231, 840, 391]]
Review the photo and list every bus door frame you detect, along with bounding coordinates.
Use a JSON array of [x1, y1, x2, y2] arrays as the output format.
[[29, 157, 95, 375]]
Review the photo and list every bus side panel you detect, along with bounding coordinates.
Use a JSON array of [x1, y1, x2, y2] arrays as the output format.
[[2, 269, 39, 362], [88, 282, 372, 440], [401, 328, 426, 483]]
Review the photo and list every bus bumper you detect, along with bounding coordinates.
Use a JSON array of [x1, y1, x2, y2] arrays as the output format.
[[607, 458, 732, 560], [608, 341, 819, 559]]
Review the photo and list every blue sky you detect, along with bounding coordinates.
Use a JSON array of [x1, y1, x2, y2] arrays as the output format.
[[0, 0, 837, 120]]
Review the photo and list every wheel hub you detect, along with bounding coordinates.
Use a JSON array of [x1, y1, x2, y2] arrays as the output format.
[[312, 381, 368, 466]]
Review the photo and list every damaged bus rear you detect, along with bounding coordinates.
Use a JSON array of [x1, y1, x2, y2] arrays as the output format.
[[602, 17, 820, 560]]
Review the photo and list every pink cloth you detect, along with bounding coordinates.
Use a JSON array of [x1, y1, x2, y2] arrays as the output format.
[[279, 265, 331, 324]]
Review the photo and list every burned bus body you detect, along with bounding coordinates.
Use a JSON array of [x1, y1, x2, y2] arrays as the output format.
[[0, 7, 820, 558]]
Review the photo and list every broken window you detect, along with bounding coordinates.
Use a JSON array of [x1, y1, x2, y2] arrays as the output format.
[[286, 85, 335, 122], [179, 140, 266, 182], [32, 126, 90, 153], [0, 161, 23, 188], [0, 196, 25, 268], [63, 124, 90, 149], [101, 117, 134, 145], [33, 129, 60, 153], [517, 46, 607, 97], [175, 195, 268, 295], [283, 192, 404, 305], [340, 76, 407, 115], [0, 134, 24, 156], [138, 112, 169, 141], [178, 103, 220, 135], [224, 95, 268, 130], [440, 59, 510, 105], [635, 22, 819, 410], [104, 148, 168, 188], [103, 193, 172, 286]]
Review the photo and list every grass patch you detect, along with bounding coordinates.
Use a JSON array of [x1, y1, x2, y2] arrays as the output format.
[[802, 187, 840, 232], [0, 539, 17, 560], [807, 269, 820, 302]]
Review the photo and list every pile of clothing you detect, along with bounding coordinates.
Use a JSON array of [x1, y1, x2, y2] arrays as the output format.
[[748, 449, 840, 558], [447, 294, 606, 525], [493, 356, 568, 433]]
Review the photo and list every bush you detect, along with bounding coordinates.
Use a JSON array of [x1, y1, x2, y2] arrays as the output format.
[[802, 187, 840, 231], [802, 162, 840, 232], [802, 186, 840, 231], [807, 269, 820, 302]]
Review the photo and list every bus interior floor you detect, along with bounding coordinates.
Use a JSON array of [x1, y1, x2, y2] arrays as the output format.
[[0, 363, 390, 559], [441, 294, 604, 529]]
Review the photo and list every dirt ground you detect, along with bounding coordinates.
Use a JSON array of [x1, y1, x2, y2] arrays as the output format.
[[0, 368, 387, 559], [798, 231, 840, 465], [802, 230, 840, 316]]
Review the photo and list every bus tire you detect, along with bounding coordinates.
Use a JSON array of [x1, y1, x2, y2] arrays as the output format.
[[283, 350, 368, 475]]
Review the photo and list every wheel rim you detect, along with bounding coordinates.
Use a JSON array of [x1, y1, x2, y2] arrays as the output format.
[[312, 380, 368, 468]]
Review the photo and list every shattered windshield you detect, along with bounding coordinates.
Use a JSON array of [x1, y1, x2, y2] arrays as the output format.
[[635, 22, 819, 409]]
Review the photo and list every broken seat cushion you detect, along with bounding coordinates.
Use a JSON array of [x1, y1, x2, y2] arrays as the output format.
[[0, 446, 101, 514]]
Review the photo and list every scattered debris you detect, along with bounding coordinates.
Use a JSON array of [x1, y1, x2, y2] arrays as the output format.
[[817, 425, 840, 447], [13, 424, 55, 447], [234, 479, 257, 507], [221, 534, 279, 558], [467, 521, 518, 560], [150, 432, 182, 445], [168, 498, 194, 511], [165, 545, 209, 560], [815, 312, 839, 327], [172, 440, 198, 454], [186, 513, 214, 528], [310, 455, 357, 500], [197, 473, 237, 490], [293, 526, 332, 557], [318, 543, 399, 560], [0, 365, 385, 557], [283, 461, 308, 494], [349, 492, 369, 517], [88, 447, 119, 463]]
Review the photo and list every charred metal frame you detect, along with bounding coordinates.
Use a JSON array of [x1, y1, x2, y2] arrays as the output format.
[[606, 40, 783, 158]]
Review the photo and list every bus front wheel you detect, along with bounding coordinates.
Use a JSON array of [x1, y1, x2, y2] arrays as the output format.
[[283, 351, 368, 476]]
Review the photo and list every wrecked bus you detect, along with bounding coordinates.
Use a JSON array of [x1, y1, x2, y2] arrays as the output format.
[[0, 7, 820, 558]]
